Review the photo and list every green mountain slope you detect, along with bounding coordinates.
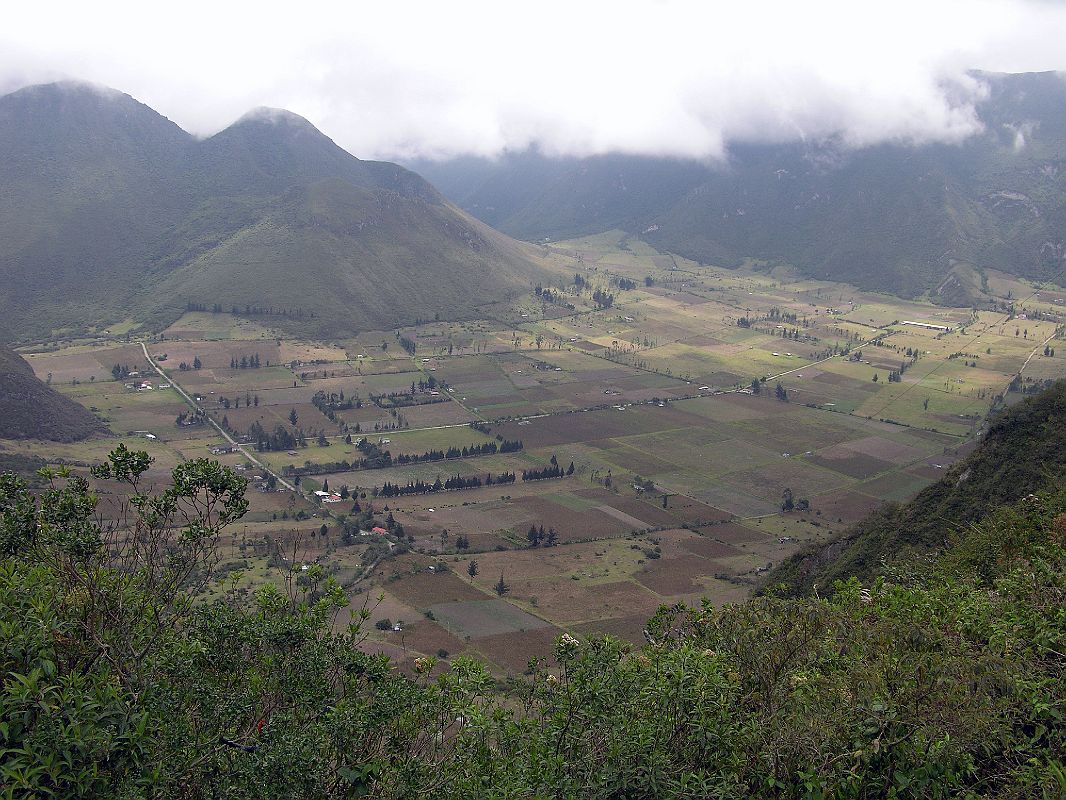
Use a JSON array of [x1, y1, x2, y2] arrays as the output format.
[[0, 83, 195, 338], [152, 177, 543, 332], [413, 71, 1066, 298], [0, 344, 107, 441], [0, 83, 548, 341], [769, 381, 1066, 594]]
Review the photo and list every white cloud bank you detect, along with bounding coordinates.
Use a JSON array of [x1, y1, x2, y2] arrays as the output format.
[[2, 0, 1065, 160]]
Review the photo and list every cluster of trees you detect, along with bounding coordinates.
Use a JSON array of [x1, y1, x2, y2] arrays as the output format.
[[311, 389, 362, 422], [767, 306, 800, 323], [526, 524, 560, 547], [522, 455, 575, 481], [613, 277, 637, 290], [382, 511, 406, 539], [591, 288, 615, 308], [111, 363, 138, 380], [737, 307, 809, 333], [342, 506, 405, 544], [398, 335, 417, 356], [534, 286, 573, 308], [373, 471, 516, 497], [229, 354, 263, 369], [780, 487, 810, 512], [174, 410, 206, 427], [352, 437, 392, 469], [370, 384, 447, 409], [247, 421, 314, 452], [177, 357, 202, 371]]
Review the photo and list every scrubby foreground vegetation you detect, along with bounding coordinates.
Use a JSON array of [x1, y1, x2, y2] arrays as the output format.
[[3, 415, 1065, 797]]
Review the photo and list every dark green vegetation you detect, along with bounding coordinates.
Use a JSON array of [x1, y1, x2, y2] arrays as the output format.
[[3, 388, 1065, 798], [771, 381, 1066, 595], [0, 344, 106, 441], [0, 82, 547, 341], [413, 71, 1066, 299]]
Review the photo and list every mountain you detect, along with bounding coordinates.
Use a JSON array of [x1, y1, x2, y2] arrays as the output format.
[[0, 344, 107, 441], [0, 82, 549, 341], [412, 71, 1066, 299], [769, 381, 1066, 595]]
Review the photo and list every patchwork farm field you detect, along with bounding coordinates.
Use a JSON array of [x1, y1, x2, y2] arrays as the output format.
[[9, 233, 1066, 674]]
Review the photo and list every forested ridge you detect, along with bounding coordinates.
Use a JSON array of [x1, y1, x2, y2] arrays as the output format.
[[2, 388, 1065, 797]]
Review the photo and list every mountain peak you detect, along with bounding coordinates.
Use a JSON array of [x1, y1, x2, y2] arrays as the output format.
[[235, 106, 319, 130], [5, 79, 125, 102]]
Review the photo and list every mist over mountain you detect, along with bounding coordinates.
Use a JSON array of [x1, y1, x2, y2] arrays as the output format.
[[411, 71, 1066, 300], [0, 82, 547, 341]]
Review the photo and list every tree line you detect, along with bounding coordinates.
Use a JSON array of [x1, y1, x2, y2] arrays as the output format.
[[229, 354, 264, 369], [522, 455, 575, 481], [184, 301, 315, 319], [373, 471, 517, 497], [280, 438, 523, 478]]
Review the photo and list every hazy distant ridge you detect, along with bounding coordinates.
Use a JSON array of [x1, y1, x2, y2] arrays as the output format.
[[412, 71, 1066, 300]]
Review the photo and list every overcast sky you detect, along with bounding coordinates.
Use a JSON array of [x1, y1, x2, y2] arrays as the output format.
[[2, 0, 1066, 161]]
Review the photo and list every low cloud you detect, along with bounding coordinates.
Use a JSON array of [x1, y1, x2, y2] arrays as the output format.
[[2, 0, 1065, 161]]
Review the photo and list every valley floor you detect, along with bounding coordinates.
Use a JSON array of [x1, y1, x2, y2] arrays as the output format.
[[8, 232, 1066, 674]]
